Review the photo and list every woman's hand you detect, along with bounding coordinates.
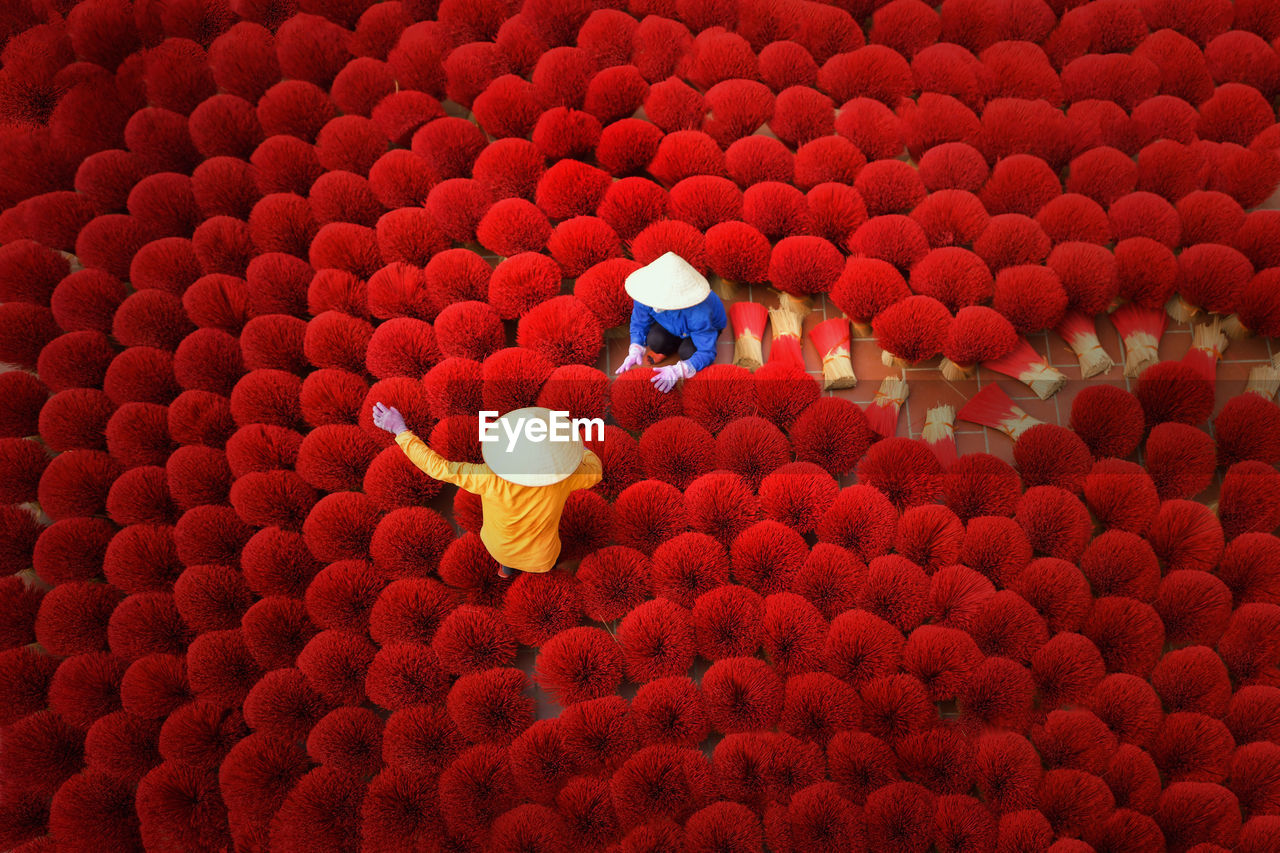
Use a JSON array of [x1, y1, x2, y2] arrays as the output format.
[[372, 402, 407, 435], [615, 343, 645, 375], [650, 361, 694, 392]]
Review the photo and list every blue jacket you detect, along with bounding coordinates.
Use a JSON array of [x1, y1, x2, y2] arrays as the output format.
[[629, 292, 728, 372]]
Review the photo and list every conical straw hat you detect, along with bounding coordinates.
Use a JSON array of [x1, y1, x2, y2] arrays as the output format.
[[624, 251, 711, 310], [481, 407, 586, 487]]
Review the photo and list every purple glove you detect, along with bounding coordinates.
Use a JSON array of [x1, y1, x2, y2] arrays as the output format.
[[372, 402, 407, 435], [650, 360, 694, 393], [616, 343, 645, 375]]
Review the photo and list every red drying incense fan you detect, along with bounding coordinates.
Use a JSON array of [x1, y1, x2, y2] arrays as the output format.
[[1213, 392, 1280, 468], [983, 339, 1068, 400], [1048, 242, 1118, 377], [729, 301, 767, 370], [807, 317, 857, 390], [1108, 303, 1167, 379], [1056, 309, 1114, 378], [941, 306, 1018, 381], [866, 374, 909, 439], [766, 295, 808, 371], [957, 383, 1044, 441], [872, 294, 951, 368], [1144, 422, 1217, 501], [1181, 318, 1228, 382], [1226, 270, 1280, 340], [1167, 243, 1254, 325], [922, 404, 958, 469], [1068, 385, 1145, 459]]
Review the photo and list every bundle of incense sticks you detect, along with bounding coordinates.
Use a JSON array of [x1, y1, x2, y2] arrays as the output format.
[[922, 404, 958, 469], [982, 339, 1068, 400], [1056, 310, 1115, 378], [957, 383, 1044, 441], [938, 306, 1018, 382], [1109, 303, 1167, 378], [766, 293, 809, 370], [729, 301, 768, 370], [808, 317, 857, 389], [1166, 292, 1200, 325], [1246, 354, 1280, 400], [711, 272, 739, 302], [1221, 312, 1251, 340], [940, 358, 975, 381], [867, 373, 909, 438], [1181, 318, 1228, 381]]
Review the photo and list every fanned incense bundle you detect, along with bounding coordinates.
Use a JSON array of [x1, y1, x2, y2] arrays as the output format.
[[1167, 243, 1253, 326], [940, 306, 1018, 382], [866, 373, 909, 438], [729, 301, 767, 370], [1225, 269, 1280, 340], [957, 383, 1044, 440], [1181, 318, 1228, 381], [767, 293, 809, 371], [1055, 310, 1114, 379], [808, 317, 857, 390], [983, 339, 1068, 400], [923, 404, 958, 469], [873, 294, 951, 368], [1109, 303, 1167, 378]]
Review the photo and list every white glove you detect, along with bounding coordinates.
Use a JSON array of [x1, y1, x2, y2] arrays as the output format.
[[372, 402, 407, 435], [650, 360, 695, 393], [615, 343, 645, 375]]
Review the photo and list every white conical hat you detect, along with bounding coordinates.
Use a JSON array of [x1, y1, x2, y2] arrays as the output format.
[[481, 407, 586, 487], [624, 251, 711, 310]]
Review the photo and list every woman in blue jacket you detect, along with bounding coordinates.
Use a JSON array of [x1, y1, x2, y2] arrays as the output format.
[[615, 252, 728, 392]]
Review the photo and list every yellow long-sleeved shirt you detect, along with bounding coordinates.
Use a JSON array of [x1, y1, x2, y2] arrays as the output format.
[[394, 430, 603, 573]]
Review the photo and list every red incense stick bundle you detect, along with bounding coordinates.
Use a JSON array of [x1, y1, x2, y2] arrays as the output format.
[[866, 373, 909, 438], [729, 301, 767, 370], [767, 294, 808, 371], [1109, 303, 1166, 378], [1055, 309, 1114, 378], [873, 294, 951, 368], [957, 383, 1044, 441], [1214, 385, 1280, 469], [1168, 243, 1253, 325], [940, 306, 1018, 381], [982, 339, 1068, 400], [923, 404, 958, 469], [1224, 270, 1280, 340], [870, 292, 952, 368], [1181, 318, 1227, 381], [808, 317, 857, 390]]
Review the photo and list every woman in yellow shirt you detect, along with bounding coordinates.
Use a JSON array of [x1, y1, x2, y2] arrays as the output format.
[[371, 402, 602, 577]]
